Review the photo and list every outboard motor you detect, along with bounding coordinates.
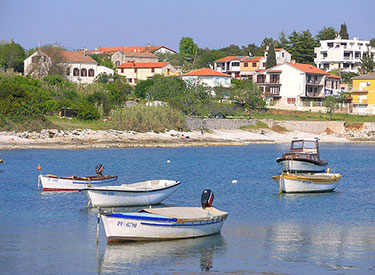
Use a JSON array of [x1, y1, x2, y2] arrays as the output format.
[[95, 164, 104, 176], [201, 189, 214, 208]]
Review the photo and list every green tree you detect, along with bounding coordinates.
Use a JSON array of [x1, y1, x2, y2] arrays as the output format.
[[232, 80, 265, 110], [257, 38, 278, 57], [277, 31, 289, 48], [316, 27, 337, 41], [88, 54, 113, 68], [179, 37, 198, 61], [360, 51, 375, 74], [0, 40, 25, 72], [219, 44, 247, 56], [339, 23, 349, 39], [242, 43, 260, 56], [323, 93, 347, 120], [195, 48, 225, 68], [265, 44, 277, 69], [286, 30, 318, 64], [95, 72, 113, 83], [370, 38, 375, 47]]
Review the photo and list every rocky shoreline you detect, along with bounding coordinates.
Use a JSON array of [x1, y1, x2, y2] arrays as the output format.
[[2, 126, 374, 150]]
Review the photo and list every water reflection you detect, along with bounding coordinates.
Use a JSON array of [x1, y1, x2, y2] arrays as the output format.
[[263, 222, 375, 270], [97, 234, 226, 274]]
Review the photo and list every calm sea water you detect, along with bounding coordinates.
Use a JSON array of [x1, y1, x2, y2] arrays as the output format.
[[0, 144, 374, 274]]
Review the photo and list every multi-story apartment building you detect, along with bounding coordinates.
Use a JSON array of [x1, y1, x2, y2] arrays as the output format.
[[351, 73, 375, 114], [258, 62, 341, 111], [214, 56, 246, 78], [314, 37, 375, 74]]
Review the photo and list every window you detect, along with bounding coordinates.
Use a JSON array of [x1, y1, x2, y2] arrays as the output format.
[[232, 62, 240, 66], [66, 68, 70, 76], [291, 141, 303, 149], [244, 62, 248, 67], [287, 98, 296, 104], [81, 68, 87, 77], [134, 68, 137, 73], [282, 52, 284, 57], [73, 68, 79, 76], [121, 68, 124, 73], [252, 62, 257, 67], [88, 69, 95, 77], [304, 141, 316, 149], [128, 78, 132, 83], [262, 62, 266, 67], [115, 61, 120, 67], [151, 68, 155, 73]]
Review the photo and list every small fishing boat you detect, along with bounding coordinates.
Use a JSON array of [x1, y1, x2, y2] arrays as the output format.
[[82, 179, 181, 208], [272, 171, 342, 193], [276, 137, 328, 173], [38, 164, 118, 191], [98, 189, 228, 243]]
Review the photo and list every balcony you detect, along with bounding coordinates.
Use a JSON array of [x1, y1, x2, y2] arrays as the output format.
[[306, 80, 322, 86], [352, 99, 368, 104], [305, 92, 323, 98]]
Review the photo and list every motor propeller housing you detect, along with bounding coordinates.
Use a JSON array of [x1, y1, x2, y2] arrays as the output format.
[[95, 164, 104, 176], [201, 189, 214, 208]]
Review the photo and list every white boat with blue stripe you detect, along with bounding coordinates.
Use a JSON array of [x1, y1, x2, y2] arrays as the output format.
[[99, 190, 228, 242]]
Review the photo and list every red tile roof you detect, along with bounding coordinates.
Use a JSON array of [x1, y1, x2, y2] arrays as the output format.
[[242, 56, 263, 62], [182, 68, 231, 77], [87, 46, 176, 54], [117, 62, 169, 69], [287, 63, 329, 75], [327, 74, 341, 79], [61, 51, 97, 63], [215, 56, 247, 62]]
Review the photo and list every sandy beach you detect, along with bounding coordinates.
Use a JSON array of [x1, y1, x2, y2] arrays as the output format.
[[0, 128, 351, 149]]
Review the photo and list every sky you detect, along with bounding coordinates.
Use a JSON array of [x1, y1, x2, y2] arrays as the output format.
[[1, 0, 374, 52]]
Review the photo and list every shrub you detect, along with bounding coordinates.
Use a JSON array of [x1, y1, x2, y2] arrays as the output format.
[[110, 104, 186, 132]]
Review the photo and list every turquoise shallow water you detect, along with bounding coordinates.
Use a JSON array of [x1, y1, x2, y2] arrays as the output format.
[[0, 144, 374, 274]]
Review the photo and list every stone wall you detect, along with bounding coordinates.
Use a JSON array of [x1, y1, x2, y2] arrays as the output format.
[[186, 118, 256, 130], [265, 120, 345, 135]]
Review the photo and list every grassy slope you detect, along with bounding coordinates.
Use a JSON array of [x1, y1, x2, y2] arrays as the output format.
[[46, 116, 114, 130], [44, 109, 375, 131]]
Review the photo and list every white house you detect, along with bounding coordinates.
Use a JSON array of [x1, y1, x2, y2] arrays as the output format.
[[264, 48, 292, 67], [24, 49, 113, 84], [258, 62, 341, 111], [181, 68, 231, 96], [116, 62, 177, 85], [314, 37, 375, 73]]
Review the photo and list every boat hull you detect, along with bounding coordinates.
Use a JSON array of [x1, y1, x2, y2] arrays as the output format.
[[101, 207, 228, 242], [277, 159, 327, 173], [84, 180, 181, 207], [272, 173, 341, 193], [38, 175, 118, 191]]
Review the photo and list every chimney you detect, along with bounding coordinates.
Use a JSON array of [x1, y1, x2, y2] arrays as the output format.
[[291, 59, 296, 64]]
